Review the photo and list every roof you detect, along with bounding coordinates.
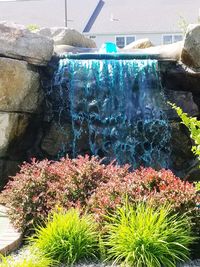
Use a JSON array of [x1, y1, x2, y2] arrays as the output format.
[[0, 0, 99, 32], [87, 0, 200, 34]]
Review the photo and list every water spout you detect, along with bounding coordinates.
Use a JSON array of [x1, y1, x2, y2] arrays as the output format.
[[99, 42, 118, 53]]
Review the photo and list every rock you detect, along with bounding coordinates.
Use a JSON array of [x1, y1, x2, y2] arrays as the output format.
[[0, 21, 54, 66], [181, 24, 200, 69], [54, 45, 98, 55], [179, 260, 200, 267], [169, 122, 197, 180], [139, 41, 183, 61], [123, 38, 153, 50], [41, 122, 73, 157], [159, 60, 200, 109], [0, 57, 41, 113], [37, 27, 96, 48], [0, 113, 29, 157], [0, 159, 21, 189], [0, 109, 41, 188]]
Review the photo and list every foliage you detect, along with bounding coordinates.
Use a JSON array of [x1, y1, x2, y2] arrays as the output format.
[[30, 208, 99, 265], [0, 155, 129, 233], [27, 24, 39, 31], [0, 247, 53, 267], [1, 155, 199, 234], [88, 167, 199, 221], [195, 181, 200, 192], [178, 15, 200, 35], [171, 103, 200, 160], [104, 202, 194, 267], [170, 103, 200, 254], [178, 15, 188, 35]]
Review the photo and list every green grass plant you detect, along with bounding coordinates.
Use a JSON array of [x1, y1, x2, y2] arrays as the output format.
[[104, 202, 194, 267], [0, 247, 53, 267], [195, 181, 200, 191], [27, 24, 39, 31], [31, 208, 99, 265]]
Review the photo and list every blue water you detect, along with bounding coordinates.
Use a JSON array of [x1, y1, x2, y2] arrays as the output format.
[[51, 57, 171, 169]]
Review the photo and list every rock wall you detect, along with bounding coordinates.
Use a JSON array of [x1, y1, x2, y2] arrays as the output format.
[[1, 21, 200, 188], [0, 22, 96, 189], [0, 58, 42, 187]]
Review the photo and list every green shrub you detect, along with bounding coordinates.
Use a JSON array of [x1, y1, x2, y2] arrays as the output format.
[[1, 155, 199, 235], [170, 103, 200, 160], [104, 202, 194, 267], [89, 167, 199, 223], [1, 155, 199, 236], [0, 156, 129, 233], [30, 208, 99, 265], [0, 247, 53, 267], [170, 104, 200, 257]]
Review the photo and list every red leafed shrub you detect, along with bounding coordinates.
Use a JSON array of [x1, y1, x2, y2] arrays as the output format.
[[0, 155, 199, 235], [0, 155, 129, 233], [88, 167, 200, 221]]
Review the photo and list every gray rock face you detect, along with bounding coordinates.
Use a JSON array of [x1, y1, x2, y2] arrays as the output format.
[[181, 24, 200, 68], [0, 21, 54, 66], [159, 61, 200, 97], [0, 56, 42, 188], [0, 113, 29, 156], [0, 112, 36, 160], [0, 57, 41, 113], [0, 159, 22, 189], [41, 122, 73, 157], [37, 27, 96, 48]]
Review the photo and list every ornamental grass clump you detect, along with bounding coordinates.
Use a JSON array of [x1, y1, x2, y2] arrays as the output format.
[[104, 202, 195, 267], [30, 208, 99, 265], [0, 247, 53, 267]]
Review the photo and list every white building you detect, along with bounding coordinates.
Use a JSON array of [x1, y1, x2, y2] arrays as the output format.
[[83, 0, 200, 48], [0, 0, 200, 48]]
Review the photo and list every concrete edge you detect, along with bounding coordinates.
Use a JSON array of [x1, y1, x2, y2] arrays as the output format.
[[0, 205, 22, 256]]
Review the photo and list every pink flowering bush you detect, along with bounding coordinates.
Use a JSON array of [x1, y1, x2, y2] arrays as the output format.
[[88, 167, 199, 220], [0, 156, 129, 233], [0, 155, 199, 235]]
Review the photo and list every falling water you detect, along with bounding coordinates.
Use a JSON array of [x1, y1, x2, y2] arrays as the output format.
[[49, 57, 171, 169]]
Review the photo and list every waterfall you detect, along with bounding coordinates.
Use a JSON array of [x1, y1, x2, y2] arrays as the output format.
[[47, 57, 171, 169]]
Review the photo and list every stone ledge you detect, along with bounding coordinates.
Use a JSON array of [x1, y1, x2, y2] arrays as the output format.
[[0, 205, 22, 255]]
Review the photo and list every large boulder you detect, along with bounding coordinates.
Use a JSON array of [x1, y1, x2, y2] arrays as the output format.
[[0, 21, 54, 66], [159, 60, 200, 96], [181, 24, 200, 69], [123, 38, 153, 50], [139, 41, 183, 61], [0, 113, 29, 156], [0, 57, 42, 187], [0, 57, 41, 112], [37, 27, 96, 48]]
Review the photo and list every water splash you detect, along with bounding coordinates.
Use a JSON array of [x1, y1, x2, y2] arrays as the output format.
[[50, 58, 171, 168]]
